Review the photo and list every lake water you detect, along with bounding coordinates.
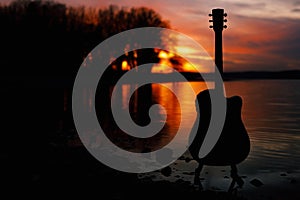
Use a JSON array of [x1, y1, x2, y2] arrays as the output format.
[[110, 79, 300, 174], [225, 80, 300, 174]]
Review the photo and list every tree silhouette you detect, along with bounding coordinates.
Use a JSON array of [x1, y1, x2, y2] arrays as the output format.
[[0, 0, 171, 79]]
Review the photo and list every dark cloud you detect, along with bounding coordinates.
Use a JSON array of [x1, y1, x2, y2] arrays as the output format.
[[246, 41, 260, 48], [233, 2, 266, 9], [294, 1, 300, 6], [184, 2, 266, 17], [222, 13, 300, 71], [269, 23, 300, 60], [291, 8, 300, 12]]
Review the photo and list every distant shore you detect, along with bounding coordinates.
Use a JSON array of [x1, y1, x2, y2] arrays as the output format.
[[1, 70, 300, 88], [182, 70, 300, 81]]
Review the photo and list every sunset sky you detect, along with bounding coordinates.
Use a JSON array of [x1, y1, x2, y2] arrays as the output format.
[[3, 0, 300, 72]]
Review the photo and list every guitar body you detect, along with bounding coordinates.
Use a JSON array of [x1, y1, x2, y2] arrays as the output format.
[[189, 89, 250, 166]]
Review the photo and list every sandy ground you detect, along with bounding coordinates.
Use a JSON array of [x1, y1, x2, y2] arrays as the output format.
[[2, 139, 298, 200], [138, 155, 300, 200]]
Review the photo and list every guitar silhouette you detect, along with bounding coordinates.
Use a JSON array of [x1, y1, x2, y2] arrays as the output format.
[[188, 9, 250, 192]]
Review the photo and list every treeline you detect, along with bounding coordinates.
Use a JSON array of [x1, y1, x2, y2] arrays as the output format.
[[0, 0, 170, 78]]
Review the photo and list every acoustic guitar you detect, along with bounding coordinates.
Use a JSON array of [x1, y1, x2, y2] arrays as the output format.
[[188, 8, 250, 191]]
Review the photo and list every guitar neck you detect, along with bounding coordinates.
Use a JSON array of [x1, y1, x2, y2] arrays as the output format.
[[209, 8, 227, 91], [215, 29, 223, 76]]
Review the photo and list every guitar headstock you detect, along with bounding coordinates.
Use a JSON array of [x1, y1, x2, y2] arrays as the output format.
[[209, 8, 227, 32]]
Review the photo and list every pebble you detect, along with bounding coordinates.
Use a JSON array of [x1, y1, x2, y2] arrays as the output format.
[[161, 166, 172, 177], [280, 173, 287, 177], [250, 178, 264, 187]]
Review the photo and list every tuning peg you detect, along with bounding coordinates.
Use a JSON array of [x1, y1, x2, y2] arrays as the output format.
[[209, 25, 213, 28], [209, 19, 213, 22], [223, 19, 227, 22], [223, 25, 227, 29], [224, 13, 227, 17], [209, 13, 212, 16]]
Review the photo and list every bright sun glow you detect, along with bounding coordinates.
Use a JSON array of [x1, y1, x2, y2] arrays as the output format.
[[152, 50, 175, 73], [158, 51, 169, 59], [158, 50, 174, 59], [182, 62, 196, 72], [122, 60, 130, 71], [152, 48, 205, 73]]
